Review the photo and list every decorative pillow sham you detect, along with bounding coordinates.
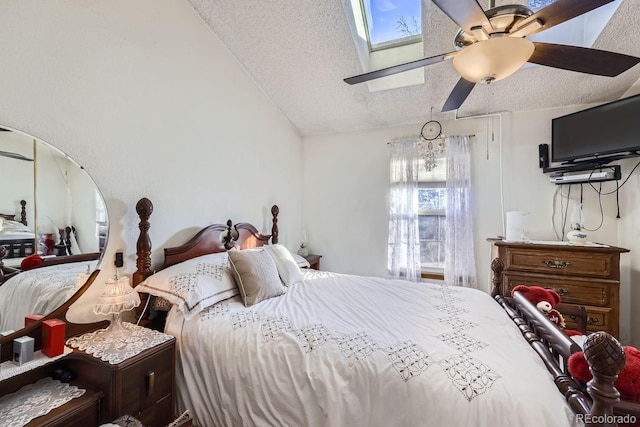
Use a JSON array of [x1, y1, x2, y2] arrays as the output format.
[[228, 249, 286, 307], [136, 252, 237, 320], [263, 244, 304, 286]]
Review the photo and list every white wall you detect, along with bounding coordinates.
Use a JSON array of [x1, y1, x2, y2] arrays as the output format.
[[0, 132, 35, 224], [303, 106, 639, 346], [0, 1, 303, 322]]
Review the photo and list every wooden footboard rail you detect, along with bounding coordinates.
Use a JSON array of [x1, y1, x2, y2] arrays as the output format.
[[492, 258, 628, 426]]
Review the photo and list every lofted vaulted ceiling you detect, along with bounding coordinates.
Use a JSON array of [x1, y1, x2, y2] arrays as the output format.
[[187, 0, 640, 135]]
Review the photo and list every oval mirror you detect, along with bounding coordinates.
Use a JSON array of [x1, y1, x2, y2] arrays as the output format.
[[0, 126, 107, 336]]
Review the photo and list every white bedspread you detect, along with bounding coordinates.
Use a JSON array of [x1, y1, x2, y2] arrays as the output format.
[[165, 270, 579, 427], [0, 261, 97, 332]]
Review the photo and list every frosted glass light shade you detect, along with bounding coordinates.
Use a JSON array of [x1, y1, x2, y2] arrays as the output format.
[[453, 37, 535, 83], [94, 276, 140, 316]]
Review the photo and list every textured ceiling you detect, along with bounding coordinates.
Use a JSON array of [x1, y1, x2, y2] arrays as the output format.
[[187, 0, 640, 135]]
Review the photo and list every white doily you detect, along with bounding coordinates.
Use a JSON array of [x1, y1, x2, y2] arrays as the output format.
[[0, 347, 73, 382], [65, 323, 173, 364], [0, 377, 85, 427]]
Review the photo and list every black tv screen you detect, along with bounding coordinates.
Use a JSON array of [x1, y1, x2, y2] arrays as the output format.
[[551, 93, 640, 163]]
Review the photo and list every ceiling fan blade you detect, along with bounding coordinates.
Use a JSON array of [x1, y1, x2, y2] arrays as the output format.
[[442, 78, 475, 112], [344, 52, 456, 85], [514, 0, 614, 37], [529, 42, 640, 77], [432, 0, 493, 34], [0, 150, 34, 161]]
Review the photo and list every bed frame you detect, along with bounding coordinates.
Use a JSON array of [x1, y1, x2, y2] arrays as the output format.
[[131, 197, 636, 426], [0, 199, 35, 259]]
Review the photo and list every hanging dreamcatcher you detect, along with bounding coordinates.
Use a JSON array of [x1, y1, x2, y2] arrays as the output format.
[[417, 108, 445, 172]]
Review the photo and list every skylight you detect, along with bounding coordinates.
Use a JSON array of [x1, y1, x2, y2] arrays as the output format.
[[361, 0, 422, 51]]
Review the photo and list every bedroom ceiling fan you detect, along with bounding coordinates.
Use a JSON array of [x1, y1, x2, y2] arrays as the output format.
[[0, 151, 33, 162], [344, 0, 640, 112]]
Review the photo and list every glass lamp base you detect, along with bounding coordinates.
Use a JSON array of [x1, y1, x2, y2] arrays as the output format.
[[102, 312, 130, 338]]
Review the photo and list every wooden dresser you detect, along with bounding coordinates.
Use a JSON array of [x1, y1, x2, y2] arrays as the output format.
[[491, 240, 629, 338]]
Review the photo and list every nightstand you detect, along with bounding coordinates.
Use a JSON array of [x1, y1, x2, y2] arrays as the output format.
[[65, 324, 176, 425], [304, 254, 322, 270]]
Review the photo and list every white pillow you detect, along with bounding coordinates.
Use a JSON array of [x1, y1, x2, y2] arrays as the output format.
[[263, 244, 304, 286], [136, 252, 238, 320], [291, 252, 311, 268], [0, 219, 30, 233]]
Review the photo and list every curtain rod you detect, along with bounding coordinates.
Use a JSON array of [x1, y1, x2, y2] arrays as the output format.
[[387, 134, 476, 144]]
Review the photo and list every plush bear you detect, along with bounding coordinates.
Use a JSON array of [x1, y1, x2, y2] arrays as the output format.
[[510, 285, 584, 336], [568, 345, 640, 403], [511, 285, 566, 327], [20, 254, 43, 271]]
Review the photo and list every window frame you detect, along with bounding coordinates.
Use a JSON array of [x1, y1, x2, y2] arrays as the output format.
[[417, 159, 446, 280]]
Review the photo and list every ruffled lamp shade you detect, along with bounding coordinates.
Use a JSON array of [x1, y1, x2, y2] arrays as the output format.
[[94, 276, 140, 337]]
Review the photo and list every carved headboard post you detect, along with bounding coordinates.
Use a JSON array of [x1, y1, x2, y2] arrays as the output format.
[[133, 198, 153, 281], [271, 205, 279, 244], [20, 200, 27, 226], [133, 198, 153, 320], [490, 257, 504, 297], [0, 245, 5, 282]]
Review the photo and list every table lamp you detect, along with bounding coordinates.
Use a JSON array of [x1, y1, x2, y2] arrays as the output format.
[[94, 271, 140, 337]]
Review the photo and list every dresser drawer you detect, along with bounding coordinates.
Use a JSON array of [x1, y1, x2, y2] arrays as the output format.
[[505, 248, 615, 279], [503, 273, 611, 306], [563, 304, 612, 334]]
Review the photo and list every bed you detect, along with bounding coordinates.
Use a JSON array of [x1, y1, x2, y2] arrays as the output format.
[[131, 197, 632, 427], [0, 254, 100, 332], [0, 200, 35, 259]]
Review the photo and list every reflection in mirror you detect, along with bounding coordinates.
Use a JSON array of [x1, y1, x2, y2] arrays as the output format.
[[0, 126, 108, 334]]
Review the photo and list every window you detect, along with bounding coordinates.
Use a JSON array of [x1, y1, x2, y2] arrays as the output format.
[[418, 157, 446, 274], [360, 0, 422, 51]]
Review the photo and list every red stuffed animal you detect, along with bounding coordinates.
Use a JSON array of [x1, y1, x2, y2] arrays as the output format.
[[511, 285, 583, 336], [511, 285, 566, 327], [568, 345, 640, 403]]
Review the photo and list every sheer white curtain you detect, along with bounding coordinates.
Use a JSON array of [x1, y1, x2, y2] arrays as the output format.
[[387, 139, 421, 282], [444, 135, 477, 288]]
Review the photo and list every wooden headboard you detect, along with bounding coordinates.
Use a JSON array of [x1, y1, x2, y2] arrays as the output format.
[[0, 199, 28, 226], [132, 197, 280, 322]]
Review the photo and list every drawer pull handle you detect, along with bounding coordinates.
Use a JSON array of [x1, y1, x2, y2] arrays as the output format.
[[146, 371, 155, 397], [587, 317, 600, 325], [543, 260, 571, 269]]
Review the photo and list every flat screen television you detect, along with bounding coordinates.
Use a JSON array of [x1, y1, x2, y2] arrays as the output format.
[[551, 93, 640, 164]]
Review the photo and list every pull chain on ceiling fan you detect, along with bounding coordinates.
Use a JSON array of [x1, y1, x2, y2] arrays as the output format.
[[344, 0, 640, 112]]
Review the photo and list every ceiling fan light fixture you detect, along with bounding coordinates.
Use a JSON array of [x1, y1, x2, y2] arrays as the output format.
[[452, 37, 535, 84]]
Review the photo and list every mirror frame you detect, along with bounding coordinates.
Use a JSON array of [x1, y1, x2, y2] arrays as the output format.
[[0, 125, 109, 362]]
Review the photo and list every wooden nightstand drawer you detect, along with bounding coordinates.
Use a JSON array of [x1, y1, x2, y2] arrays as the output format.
[[506, 248, 614, 279], [503, 273, 610, 306], [120, 343, 173, 417]]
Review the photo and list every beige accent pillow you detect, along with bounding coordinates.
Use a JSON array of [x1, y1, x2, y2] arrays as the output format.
[[228, 249, 286, 307]]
